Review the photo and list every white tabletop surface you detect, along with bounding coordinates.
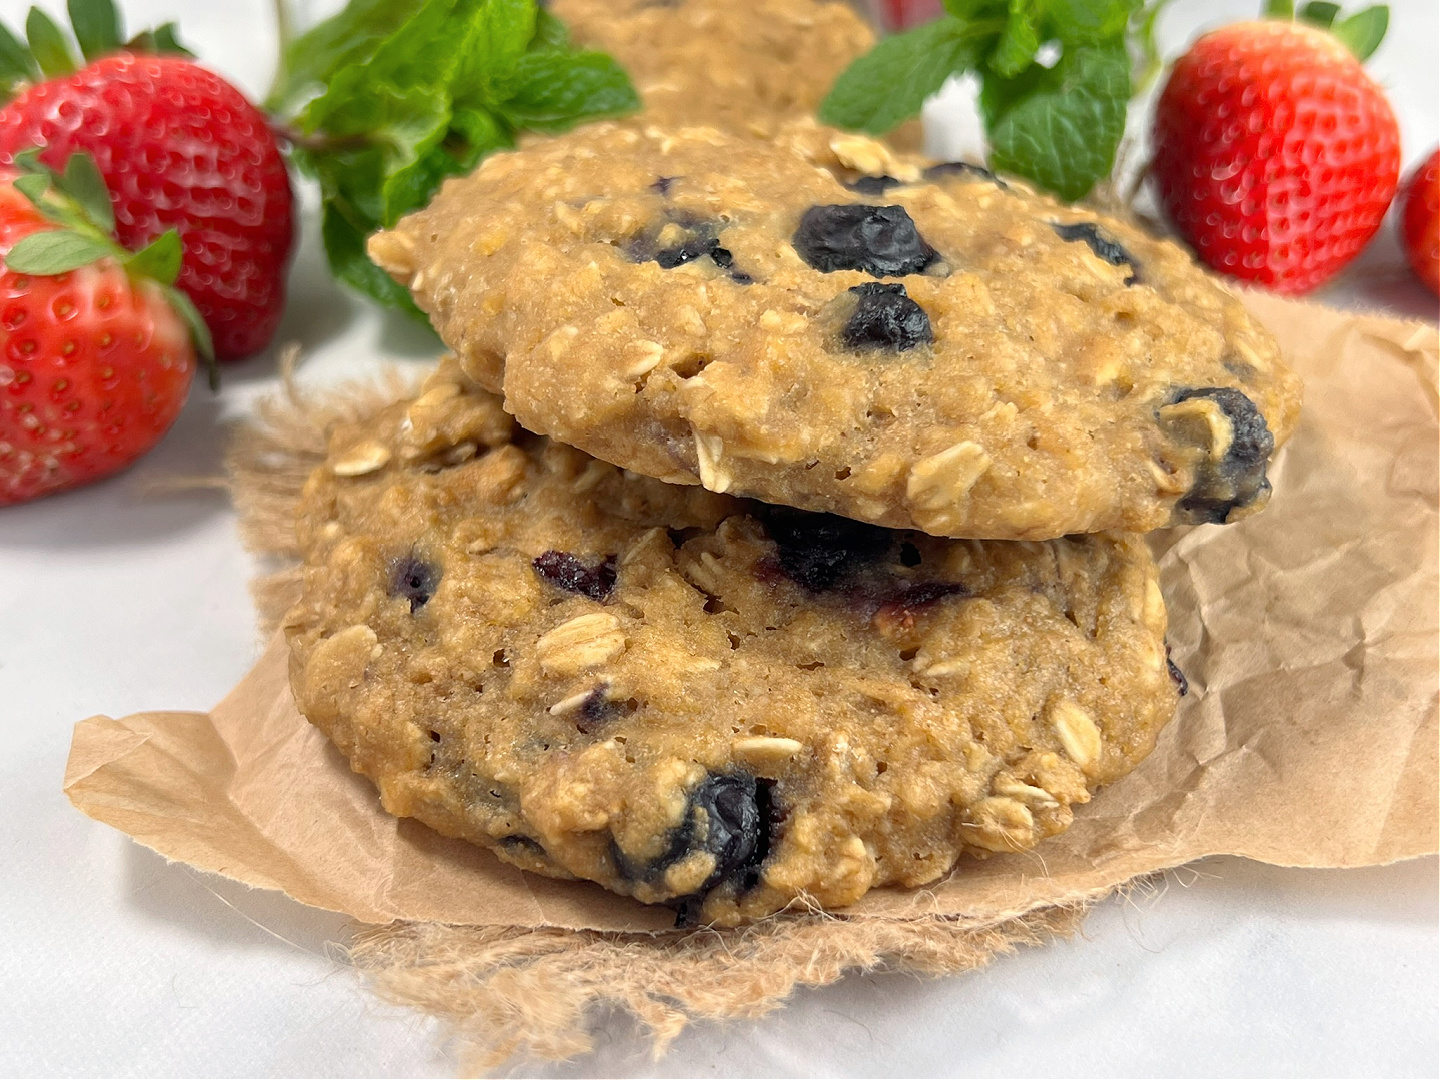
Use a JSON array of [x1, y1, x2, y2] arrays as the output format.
[[1, 1, 1436, 1076]]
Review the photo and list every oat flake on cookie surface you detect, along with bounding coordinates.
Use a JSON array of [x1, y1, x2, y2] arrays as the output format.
[[286, 360, 1182, 925], [370, 121, 1302, 541], [549, 0, 875, 137]]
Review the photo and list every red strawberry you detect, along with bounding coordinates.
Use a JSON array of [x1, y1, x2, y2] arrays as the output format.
[[0, 164, 196, 506], [0, 53, 293, 361], [1400, 149, 1438, 296], [1152, 15, 1401, 295]]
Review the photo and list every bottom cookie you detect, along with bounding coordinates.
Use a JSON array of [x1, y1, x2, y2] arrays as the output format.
[[286, 360, 1182, 925]]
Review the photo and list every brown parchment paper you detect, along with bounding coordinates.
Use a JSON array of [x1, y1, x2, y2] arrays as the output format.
[[63, 293, 1439, 1067]]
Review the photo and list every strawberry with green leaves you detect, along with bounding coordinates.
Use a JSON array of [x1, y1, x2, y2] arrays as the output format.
[[0, 151, 206, 505], [0, 0, 295, 361], [1151, 1, 1400, 294]]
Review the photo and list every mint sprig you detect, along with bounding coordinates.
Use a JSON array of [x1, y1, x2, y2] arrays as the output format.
[[821, 0, 1156, 201], [823, 0, 1390, 202], [3, 149, 217, 386], [268, 0, 640, 313]]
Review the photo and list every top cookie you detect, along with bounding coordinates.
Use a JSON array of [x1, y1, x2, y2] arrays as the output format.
[[370, 121, 1303, 541], [550, 0, 875, 136]]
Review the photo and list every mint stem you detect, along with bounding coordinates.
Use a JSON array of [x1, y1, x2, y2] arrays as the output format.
[[266, 0, 293, 107]]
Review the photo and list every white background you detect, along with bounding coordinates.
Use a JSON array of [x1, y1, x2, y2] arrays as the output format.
[[0, 1, 1435, 1075]]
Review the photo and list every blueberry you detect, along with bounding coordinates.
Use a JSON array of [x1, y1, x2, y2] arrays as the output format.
[[614, 773, 774, 901], [1052, 222, 1141, 285], [755, 505, 890, 592], [389, 553, 439, 611], [924, 161, 1008, 189], [842, 282, 933, 352], [655, 235, 720, 269], [533, 550, 618, 602], [1165, 644, 1189, 696], [847, 175, 903, 195], [1167, 388, 1275, 525], [793, 204, 938, 277], [498, 834, 546, 857], [630, 220, 752, 283], [575, 685, 621, 734], [651, 176, 676, 195]]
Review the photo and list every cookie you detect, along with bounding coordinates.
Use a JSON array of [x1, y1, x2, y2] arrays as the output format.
[[286, 359, 1182, 925], [550, 0, 875, 137], [369, 122, 1302, 541]]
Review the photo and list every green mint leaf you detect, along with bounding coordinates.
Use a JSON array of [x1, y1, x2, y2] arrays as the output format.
[[320, 198, 428, 318], [0, 19, 39, 94], [449, 103, 508, 157], [26, 7, 78, 78], [1333, 6, 1387, 60], [530, 7, 570, 51], [5, 229, 112, 274], [1298, 1, 1341, 27], [989, 0, 1041, 78], [67, 0, 121, 62], [58, 151, 115, 234], [495, 50, 639, 133], [820, 17, 988, 135], [1265, 0, 1295, 15], [125, 228, 182, 284], [159, 283, 217, 388], [984, 41, 1129, 200], [1037, 0, 1139, 45], [270, 0, 419, 112], [477, 0, 536, 78]]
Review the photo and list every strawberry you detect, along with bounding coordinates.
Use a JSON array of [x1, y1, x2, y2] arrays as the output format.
[[1152, 5, 1401, 295], [0, 4, 294, 361], [0, 153, 201, 506], [1400, 149, 1439, 296]]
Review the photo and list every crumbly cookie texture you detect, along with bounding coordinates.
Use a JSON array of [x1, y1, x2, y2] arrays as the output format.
[[370, 121, 1302, 541], [286, 360, 1182, 925], [549, 0, 874, 138]]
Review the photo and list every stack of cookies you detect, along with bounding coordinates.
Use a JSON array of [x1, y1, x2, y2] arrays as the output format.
[[283, 0, 1302, 926]]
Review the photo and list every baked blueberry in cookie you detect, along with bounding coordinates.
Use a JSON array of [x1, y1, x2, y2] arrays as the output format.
[[841, 283, 933, 351], [369, 121, 1301, 540], [792, 204, 939, 277], [1165, 387, 1275, 524]]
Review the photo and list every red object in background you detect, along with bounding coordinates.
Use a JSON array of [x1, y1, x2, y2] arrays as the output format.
[[874, 0, 944, 31], [1400, 149, 1439, 297], [0, 176, 196, 506], [0, 54, 294, 362], [1152, 20, 1401, 295]]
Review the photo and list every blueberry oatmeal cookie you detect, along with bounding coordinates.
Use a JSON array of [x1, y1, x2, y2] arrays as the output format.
[[369, 122, 1302, 541], [549, 0, 876, 137], [285, 359, 1182, 925]]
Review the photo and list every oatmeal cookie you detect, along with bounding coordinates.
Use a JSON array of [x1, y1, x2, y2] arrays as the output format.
[[286, 359, 1182, 925], [550, 0, 875, 137], [370, 122, 1302, 541]]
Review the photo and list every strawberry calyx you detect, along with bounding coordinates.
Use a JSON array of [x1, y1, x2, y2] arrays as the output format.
[[0, 0, 192, 104], [3, 147, 218, 387], [1262, 0, 1389, 61]]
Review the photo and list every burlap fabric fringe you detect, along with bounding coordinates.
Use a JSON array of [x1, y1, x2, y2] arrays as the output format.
[[225, 356, 1116, 1072]]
